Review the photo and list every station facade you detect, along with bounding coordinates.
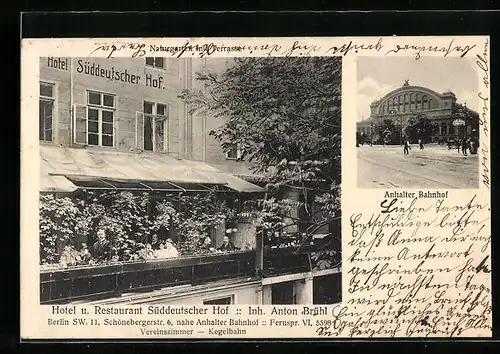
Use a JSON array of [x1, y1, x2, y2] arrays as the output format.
[[356, 81, 478, 142]]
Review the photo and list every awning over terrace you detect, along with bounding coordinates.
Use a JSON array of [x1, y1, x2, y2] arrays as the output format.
[[39, 145, 264, 194]]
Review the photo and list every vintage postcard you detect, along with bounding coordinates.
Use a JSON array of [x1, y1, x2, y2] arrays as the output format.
[[20, 36, 491, 339]]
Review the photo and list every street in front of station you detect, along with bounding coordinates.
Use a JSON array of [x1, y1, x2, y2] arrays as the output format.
[[357, 144, 479, 189]]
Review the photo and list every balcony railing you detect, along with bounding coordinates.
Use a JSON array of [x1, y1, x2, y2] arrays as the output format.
[[262, 243, 341, 277], [40, 242, 341, 304], [263, 245, 316, 277], [40, 251, 256, 304]]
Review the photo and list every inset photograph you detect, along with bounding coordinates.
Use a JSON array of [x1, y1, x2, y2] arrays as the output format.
[[356, 57, 480, 189]]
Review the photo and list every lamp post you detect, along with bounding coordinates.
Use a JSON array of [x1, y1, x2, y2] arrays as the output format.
[[452, 103, 467, 152], [464, 102, 468, 141], [399, 116, 403, 146], [454, 103, 467, 139], [370, 123, 373, 146]]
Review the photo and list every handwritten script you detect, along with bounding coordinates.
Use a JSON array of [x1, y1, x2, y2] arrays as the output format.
[[385, 38, 476, 60], [477, 37, 490, 189], [88, 38, 476, 61], [316, 195, 491, 338]]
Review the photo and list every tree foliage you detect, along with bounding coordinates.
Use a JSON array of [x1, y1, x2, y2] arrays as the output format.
[[403, 115, 437, 143], [375, 119, 399, 145], [39, 195, 82, 264], [176, 192, 235, 255], [180, 57, 341, 187], [179, 57, 342, 269], [356, 132, 370, 146], [39, 191, 239, 266]]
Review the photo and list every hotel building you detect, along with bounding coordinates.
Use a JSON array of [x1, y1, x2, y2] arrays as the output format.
[[38, 57, 341, 306]]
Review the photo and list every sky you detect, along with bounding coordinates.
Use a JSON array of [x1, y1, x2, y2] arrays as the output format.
[[356, 56, 478, 122]]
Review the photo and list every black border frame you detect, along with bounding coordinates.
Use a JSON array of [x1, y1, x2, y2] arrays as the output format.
[[12, 9, 500, 350]]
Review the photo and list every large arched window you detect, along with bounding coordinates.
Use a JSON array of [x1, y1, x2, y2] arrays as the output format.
[[422, 95, 428, 110], [416, 94, 422, 110], [441, 122, 447, 135], [410, 93, 416, 110]]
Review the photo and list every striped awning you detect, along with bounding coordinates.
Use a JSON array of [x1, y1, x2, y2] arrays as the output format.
[[39, 145, 264, 193]]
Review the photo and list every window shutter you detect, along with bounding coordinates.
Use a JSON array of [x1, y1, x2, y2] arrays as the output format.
[[73, 104, 87, 144], [154, 118, 166, 152], [135, 111, 144, 149]]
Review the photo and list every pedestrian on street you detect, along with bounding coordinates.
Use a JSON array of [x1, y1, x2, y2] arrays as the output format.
[[470, 136, 478, 154], [403, 139, 411, 155], [418, 138, 424, 150], [461, 137, 468, 156]]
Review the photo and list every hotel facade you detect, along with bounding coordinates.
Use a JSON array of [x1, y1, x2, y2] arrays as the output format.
[[38, 57, 341, 306]]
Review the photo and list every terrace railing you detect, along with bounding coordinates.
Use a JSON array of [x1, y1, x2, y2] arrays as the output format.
[[262, 245, 315, 277], [40, 241, 341, 304], [262, 243, 341, 277], [40, 250, 256, 304]]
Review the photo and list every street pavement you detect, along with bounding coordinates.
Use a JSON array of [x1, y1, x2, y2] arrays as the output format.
[[357, 144, 479, 189]]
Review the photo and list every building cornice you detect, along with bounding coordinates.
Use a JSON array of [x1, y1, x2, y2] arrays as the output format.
[[371, 85, 454, 108]]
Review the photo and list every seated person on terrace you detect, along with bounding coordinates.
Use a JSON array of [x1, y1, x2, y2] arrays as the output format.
[[151, 233, 161, 250], [59, 245, 80, 267], [79, 243, 92, 264], [138, 243, 155, 260], [155, 239, 179, 259], [199, 236, 216, 253], [217, 236, 239, 252], [92, 229, 110, 262]]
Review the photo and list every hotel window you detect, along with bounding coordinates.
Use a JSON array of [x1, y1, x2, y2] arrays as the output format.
[[39, 82, 54, 142], [145, 57, 165, 69], [143, 101, 168, 152], [225, 143, 242, 160], [86, 91, 115, 147], [203, 296, 234, 305]]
